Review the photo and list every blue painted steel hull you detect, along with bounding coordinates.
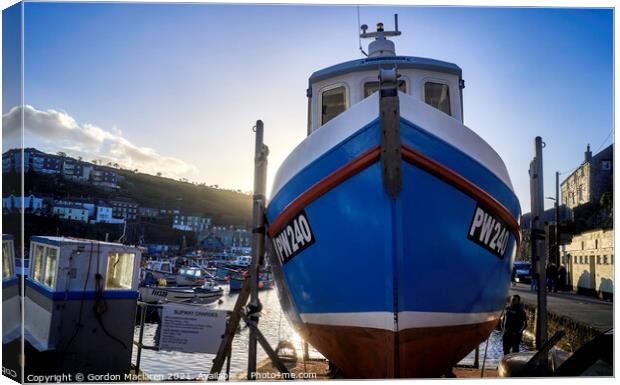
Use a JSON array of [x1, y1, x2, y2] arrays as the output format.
[[266, 118, 520, 377]]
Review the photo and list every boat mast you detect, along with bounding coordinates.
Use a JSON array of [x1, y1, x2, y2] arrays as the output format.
[[360, 14, 401, 57]]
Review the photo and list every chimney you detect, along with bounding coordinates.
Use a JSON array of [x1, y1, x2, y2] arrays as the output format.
[[585, 144, 592, 162]]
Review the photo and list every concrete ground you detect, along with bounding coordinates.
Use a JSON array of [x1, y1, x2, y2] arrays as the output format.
[[508, 283, 613, 332]]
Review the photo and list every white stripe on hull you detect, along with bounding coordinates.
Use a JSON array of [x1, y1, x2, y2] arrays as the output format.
[[270, 92, 514, 199], [299, 310, 502, 332]]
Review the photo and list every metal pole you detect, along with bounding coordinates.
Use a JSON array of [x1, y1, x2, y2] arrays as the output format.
[[529, 136, 547, 350], [248, 120, 269, 380], [136, 302, 147, 374]]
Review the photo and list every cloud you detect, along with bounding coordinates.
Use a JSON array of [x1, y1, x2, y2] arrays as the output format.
[[2, 105, 198, 178]]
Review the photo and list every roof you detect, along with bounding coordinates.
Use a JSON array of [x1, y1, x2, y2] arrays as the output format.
[[53, 204, 88, 210], [309, 55, 462, 86]]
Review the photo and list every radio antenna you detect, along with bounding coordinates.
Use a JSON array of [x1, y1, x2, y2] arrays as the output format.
[[357, 6, 368, 57]]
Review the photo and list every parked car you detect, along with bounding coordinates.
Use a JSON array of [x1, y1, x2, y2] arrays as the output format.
[[513, 261, 531, 283]]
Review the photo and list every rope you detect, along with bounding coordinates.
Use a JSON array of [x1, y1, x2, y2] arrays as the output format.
[[480, 335, 490, 378], [94, 272, 128, 350], [593, 128, 614, 153], [482, 309, 506, 377], [61, 242, 94, 353]]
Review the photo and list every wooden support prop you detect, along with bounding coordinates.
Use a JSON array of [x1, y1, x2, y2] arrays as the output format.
[[209, 279, 252, 380]]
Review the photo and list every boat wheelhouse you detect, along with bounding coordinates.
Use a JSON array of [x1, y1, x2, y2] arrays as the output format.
[[24, 236, 141, 375], [176, 266, 211, 286], [143, 259, 176, 284], [266, 17, 520, 378]]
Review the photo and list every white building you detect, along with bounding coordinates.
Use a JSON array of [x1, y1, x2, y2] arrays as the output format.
[[562, 228, 614, 300], [52, 205, 89, 222], [54, 198, 96, 217], [91, 205, 124, 224], [172, 214, 211, 233]]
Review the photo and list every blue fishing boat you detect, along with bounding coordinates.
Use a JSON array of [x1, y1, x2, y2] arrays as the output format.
[[266, 17, 520, 378]]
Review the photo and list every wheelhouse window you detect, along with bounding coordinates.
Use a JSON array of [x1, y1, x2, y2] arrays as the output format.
[[424, 82, 451, 116], [105, 252, 135, 290], [44, 247, 58, 288], [3, 242, 12, 279], [32, 244, 45, 282], [321, 86, 347, 125], [363, 80, 406, 98]]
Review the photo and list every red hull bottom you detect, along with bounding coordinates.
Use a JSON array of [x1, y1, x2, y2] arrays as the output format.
[[302, 319, 498, 378]]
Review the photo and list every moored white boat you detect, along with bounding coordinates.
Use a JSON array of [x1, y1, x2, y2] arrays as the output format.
[[175, 266, 213, 286], [139, 281, 223, 304], [266, 17, 520, 378], [143, 259, 177, 285]]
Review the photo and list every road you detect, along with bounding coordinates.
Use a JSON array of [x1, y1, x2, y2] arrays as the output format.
[[508, 283, 613, 332]]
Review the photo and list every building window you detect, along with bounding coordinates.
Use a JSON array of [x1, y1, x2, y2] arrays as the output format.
[[603, 255, 608, 264], [363, 80, 407, 98], [579, 255, 583, 264], [596, 255, 601, 265], [601, 160, 611, 170], [105, 252, 136, 290], [424, 82, 451, 116], [44, 247, 58, 288], [321, 85, 347, 125]]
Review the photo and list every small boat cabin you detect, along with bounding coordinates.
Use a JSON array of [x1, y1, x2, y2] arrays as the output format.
[[24, 236, 141, 374]]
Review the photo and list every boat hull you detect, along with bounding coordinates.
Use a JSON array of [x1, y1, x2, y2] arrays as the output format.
[[266, 101, 520, 378], [139, 286, 223, 304]]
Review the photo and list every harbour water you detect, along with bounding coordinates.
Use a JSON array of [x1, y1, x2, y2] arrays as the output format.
[[132, 287, 531, 380]]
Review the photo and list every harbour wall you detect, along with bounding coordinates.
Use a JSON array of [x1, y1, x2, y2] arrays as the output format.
[[521, 303, 600, 353]]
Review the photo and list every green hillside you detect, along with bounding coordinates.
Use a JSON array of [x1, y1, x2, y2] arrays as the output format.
[[9, 168, 252, 227], [117, 170, 252, 226]]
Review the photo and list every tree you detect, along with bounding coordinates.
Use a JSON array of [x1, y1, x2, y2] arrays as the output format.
[[57, 151, 67, 157], [156, 172, 162, 177]]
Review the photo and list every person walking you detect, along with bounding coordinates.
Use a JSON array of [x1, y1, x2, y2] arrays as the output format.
[[502, 295, 527, 355], [546, 263, 558, 293], [558, 265, 567, 292], [511, 265, 517, 287]]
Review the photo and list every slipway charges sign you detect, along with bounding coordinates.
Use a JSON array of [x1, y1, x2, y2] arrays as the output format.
[[159, 304, 227, 354]]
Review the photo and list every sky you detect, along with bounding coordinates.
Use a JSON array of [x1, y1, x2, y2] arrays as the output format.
[[2, 2, 614, 213]]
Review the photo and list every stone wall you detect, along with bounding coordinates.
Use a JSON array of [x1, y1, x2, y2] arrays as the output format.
[[522, 303, 601, 353]]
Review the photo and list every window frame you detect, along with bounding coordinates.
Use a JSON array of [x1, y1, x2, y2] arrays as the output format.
[[30, 242, 60, 289], [30, 243, 46, 283], [421, 78, 453, 117], [105, 252, 136, 290], [43, 247, 58, 288], [2, 240, 15, 280], [359, 76, 409, 99], [318, 82, 350, 126]]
